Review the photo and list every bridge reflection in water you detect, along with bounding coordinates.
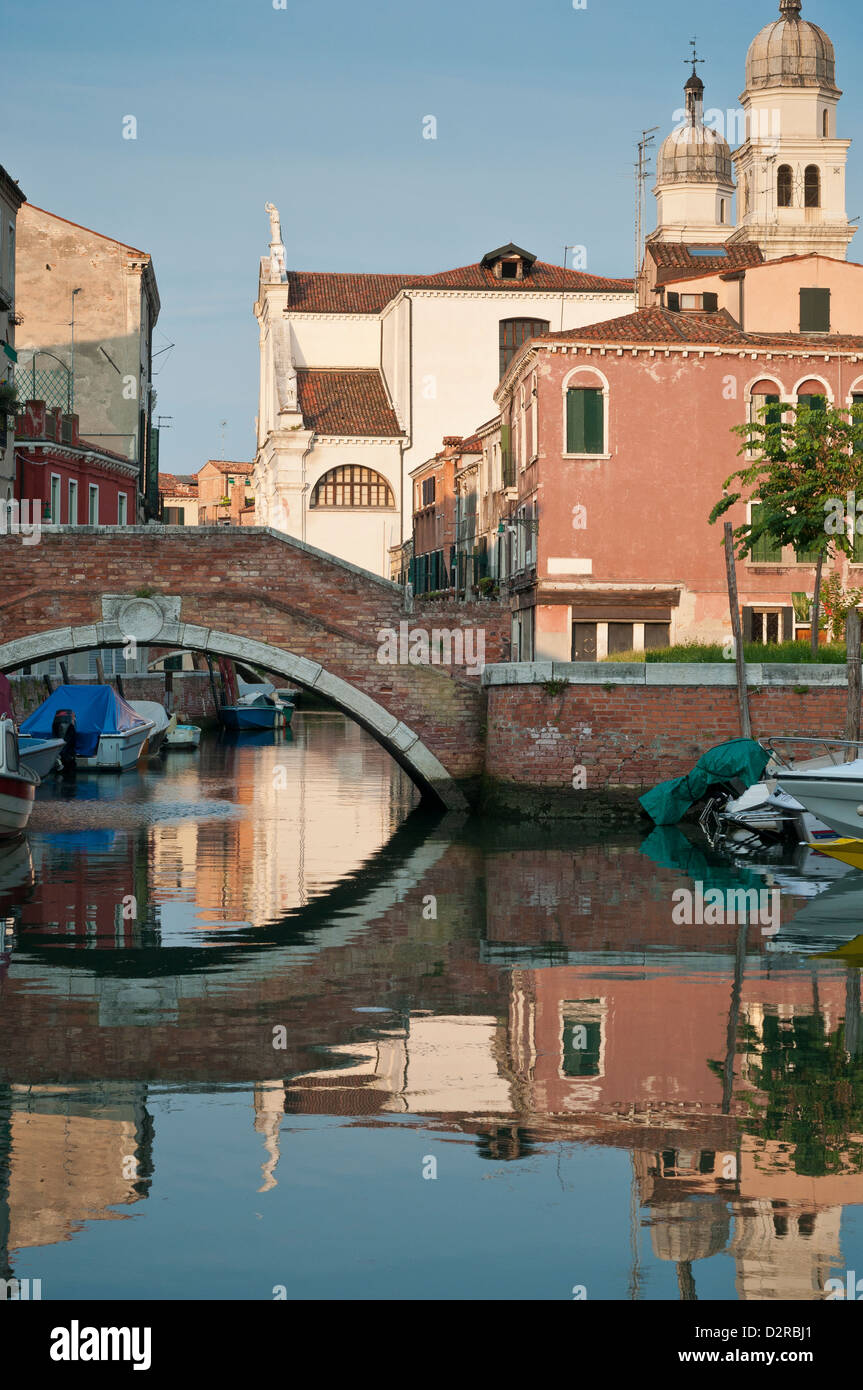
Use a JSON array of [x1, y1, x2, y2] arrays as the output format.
[[2, 711, 863, 1299]]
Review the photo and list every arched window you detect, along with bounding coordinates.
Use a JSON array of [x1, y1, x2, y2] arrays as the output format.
[[499, 318, 549, 379], [822, 109, 829, 138], [805, 164, 820, 208], [310, 466, 394, 509], [777, 165, 793, 208]]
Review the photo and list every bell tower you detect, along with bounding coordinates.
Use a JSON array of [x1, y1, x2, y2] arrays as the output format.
[[729, 0, 855, 260]]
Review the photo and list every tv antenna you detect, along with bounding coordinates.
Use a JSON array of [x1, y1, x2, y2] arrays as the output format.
[[635, 127, 659, 301]]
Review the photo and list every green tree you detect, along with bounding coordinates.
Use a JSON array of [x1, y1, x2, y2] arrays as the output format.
[[709, 400, 863, 657]]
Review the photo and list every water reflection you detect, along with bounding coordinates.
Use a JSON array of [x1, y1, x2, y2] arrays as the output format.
[[3, 712, 863, 1298]]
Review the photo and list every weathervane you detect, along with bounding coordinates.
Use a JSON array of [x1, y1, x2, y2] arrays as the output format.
[[685, 36, 705, 75]]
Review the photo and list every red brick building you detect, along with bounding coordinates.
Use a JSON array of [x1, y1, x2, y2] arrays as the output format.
[[15, 398, 138, 525]]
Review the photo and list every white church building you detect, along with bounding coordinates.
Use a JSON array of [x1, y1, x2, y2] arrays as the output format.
[[253, 215, 634, 575]]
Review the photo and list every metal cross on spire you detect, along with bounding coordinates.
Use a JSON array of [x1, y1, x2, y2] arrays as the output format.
[[685, 36, 705, 75]]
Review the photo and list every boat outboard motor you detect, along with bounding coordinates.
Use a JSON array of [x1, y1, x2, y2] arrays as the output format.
[[51, 709, 77, 769]]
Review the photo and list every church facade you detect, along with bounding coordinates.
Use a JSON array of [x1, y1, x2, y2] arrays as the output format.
[[253, 213, 634, 575]]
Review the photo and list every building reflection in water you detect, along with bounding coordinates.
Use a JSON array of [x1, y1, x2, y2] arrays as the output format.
[[2, 716, 863, 1297]]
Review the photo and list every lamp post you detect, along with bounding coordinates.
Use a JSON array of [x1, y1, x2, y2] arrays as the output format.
[[69, 288, 82, 413]]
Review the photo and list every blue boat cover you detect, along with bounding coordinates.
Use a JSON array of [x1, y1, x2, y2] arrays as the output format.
[[20, 685, 147, 759]]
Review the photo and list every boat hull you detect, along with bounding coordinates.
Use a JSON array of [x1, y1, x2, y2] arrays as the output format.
[[165, 725, 201, 750], [806, 837, 863, 871], [776, 771, 863, 842], [219, 706, 292, 731], [18, 736, 65, 779], [0, 774, 37, 838], [75, 724, 153, 772]]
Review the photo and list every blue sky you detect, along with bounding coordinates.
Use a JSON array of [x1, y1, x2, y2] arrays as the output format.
[[6, 0, 862, 472]]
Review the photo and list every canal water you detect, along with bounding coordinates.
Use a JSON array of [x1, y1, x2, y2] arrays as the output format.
[[3, 710, 863, 1300]]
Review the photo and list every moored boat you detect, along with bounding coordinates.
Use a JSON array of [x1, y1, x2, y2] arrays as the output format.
[[218, 693, 293, 731], [765, 737, 863, 843], [0, 716, 39, 838], [129, 701, 176, 758], [17, 734, 66, 779], [165, 722, 202, 750], [20, 685, 154, 772]]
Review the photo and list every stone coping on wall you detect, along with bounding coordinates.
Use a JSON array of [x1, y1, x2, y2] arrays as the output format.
[[482, 662, 849, 688]]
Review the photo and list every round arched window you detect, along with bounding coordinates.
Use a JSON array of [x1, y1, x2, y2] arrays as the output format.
[[311, 466, 395, 508]]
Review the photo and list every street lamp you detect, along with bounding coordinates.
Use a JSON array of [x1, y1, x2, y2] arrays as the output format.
[[69, 288, 82, 414]]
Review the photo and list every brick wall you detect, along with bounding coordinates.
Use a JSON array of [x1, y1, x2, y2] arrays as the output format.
[[0, 528, 511, 795], [7, 672, 217, 722], [484, 676, 856, 821]]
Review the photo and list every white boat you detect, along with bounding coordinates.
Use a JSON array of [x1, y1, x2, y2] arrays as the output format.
[[165, 722, 201, 750], [19, 685, 153, 773], [765, 737, 863, 842], [0, 716, 39, 838], [17, 734, 65, 779], [129, 701, 176, 758]]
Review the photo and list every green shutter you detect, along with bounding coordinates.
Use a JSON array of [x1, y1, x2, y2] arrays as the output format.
[[566, 388, 604, 454], [584, 389, 603, 453], [798, 393, 827, 413], [751, 502, 782, 562], [800, 288, 830, 333]]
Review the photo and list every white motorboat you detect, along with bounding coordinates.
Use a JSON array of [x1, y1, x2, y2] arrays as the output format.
[[0, 716, 39, 838], [20, 685, 153, 773], [764, 737, 863, 842]]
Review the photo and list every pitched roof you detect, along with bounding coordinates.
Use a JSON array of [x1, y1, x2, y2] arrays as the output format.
[[159, 472, 199, 498], [297, 369, 404, 437], [648, 241, 764, 285], [285, 260, 633, 314], [535, 305, 863, 352], [202, 459, 254, 475]]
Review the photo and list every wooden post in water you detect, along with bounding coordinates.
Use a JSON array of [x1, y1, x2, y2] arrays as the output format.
[[205, 655, 220, 715], [59, 660, 69, 685], [724, 522, 751, 739], [844, 606, 861, 759], [95, 656, 106, 685], [164, 669, 174, 714]]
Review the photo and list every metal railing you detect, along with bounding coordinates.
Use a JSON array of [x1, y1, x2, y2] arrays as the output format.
[[760, 735, 863, 769]]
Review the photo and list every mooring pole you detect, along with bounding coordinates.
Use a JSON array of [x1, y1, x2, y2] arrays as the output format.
[[724, 521, 751, 739], [844, 606, 861, 759]]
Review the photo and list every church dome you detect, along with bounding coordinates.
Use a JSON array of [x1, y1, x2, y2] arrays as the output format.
[[745, 0, 837, 92], [656, 121, 733, 187]]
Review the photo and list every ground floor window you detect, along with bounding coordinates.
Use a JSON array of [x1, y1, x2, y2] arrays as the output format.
[[571, 618, 671, 660], [743, 607, 793, 644], [571, 622, 597, 660], [511, 607, 535, 662]]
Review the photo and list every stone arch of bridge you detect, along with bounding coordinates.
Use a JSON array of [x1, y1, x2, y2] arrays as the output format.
[[0, 617, 466, 811]]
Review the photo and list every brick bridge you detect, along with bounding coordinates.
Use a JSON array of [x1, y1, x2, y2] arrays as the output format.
[[0, 527, 510, 808]]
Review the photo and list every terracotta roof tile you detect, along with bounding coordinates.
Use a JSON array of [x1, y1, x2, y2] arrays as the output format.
[[535, 305, 863, 353], [286, 260, 632, 314], [203, 459, 254, 475], [159, 472, 199, 498], [649, 241, 763, 285], [297, 369, 404, 437]]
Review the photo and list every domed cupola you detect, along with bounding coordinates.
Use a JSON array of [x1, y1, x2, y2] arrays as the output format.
[[656, 69, 733, 189], [745, 0, 837, 94], [727, 0, 855, 261], [650, 55, 735, 246]]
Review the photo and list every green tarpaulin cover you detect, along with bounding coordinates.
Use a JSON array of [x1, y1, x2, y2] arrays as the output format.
[[639, 738, 770, 826]]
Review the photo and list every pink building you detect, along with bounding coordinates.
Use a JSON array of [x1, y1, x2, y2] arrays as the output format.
[[489, 252, 863, 661]]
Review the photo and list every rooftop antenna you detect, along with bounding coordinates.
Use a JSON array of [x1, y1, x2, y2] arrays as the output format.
[[635, 128, 659, 304], [219, 419, 228, 460]]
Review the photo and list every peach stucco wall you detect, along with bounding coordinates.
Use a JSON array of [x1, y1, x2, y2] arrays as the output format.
[[506, 342, 863, 649]]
